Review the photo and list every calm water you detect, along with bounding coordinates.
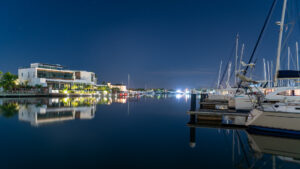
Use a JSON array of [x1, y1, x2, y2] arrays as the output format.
[[0, 95, 300, 169]]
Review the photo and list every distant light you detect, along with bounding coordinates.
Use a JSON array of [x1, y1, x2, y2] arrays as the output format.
[[176, 89, 182, 93], [176, 94, 182, 99]]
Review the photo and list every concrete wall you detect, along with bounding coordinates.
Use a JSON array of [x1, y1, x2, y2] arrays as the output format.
[[18, 68, 38, 86], [79, 71, 97, 85]]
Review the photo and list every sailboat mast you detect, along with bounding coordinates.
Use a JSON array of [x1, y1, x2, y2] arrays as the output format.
[[235, 34, 239, 85], [238, 43, 245, 74], [297, 41, 299, 70], [263, 58, 267, 82], [267, 61, 270, 88], [274, 0, 288, 86], [217, 61, 223, 89], [271, 61, 273, 87], [128, 74, 130, 89], [288, 46, 290, 70], [227, 62, 232, 88]]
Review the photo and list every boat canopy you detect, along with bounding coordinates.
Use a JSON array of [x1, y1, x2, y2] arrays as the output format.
[[277, 70, 300, 79]]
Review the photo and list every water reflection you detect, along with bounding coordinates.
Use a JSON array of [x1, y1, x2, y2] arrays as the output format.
[[247, 132, 300, 164], [187, 119, 300, 168], [0, 94, 183, 126], [1, 95, 298, 168], [18, 98, 98, 126], [0, 96, 135, 126]]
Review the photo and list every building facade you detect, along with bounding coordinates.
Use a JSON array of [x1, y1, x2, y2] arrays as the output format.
[[18, 63, 97, 89], [107, 83, 127, 92]]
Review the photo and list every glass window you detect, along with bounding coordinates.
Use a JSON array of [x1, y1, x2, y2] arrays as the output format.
[[37, 70, 73, 80]]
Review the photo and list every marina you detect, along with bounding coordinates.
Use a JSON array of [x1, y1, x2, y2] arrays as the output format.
[[1, 0, 300, 168]]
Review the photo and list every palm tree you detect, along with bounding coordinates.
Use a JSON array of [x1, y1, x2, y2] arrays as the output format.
[[0, 72, 18, 91]]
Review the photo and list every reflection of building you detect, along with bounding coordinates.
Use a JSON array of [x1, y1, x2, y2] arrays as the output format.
[[18, 98, 96, 126], [18, 63, 97, 89], [107, 83, 127, 92]]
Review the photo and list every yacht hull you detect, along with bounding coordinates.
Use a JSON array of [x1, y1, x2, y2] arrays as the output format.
[[247, 109, 300, 135]]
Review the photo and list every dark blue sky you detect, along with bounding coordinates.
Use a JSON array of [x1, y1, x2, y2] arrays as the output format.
[[0, 0, 298, 88]]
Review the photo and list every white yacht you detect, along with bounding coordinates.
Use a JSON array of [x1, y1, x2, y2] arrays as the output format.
[[246, 102, 300, 134], [233, 87, 300, 111]]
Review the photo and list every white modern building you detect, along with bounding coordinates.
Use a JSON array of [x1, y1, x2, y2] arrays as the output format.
[[18, 63, 97, 89], [107, 83, 127, 92]]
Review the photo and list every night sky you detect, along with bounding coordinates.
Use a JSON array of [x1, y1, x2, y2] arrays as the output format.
[[0, 0, 299, 89]]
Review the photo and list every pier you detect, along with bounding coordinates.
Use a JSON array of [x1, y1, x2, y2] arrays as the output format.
[[188, 93, 249, 127]]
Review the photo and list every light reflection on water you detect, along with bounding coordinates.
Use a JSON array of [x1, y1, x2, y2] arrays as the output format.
[[0, 95, 299, 169]]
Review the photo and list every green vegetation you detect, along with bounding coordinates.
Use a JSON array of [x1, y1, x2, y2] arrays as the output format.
[[71, 84, 79, 90], [0, 102, 19, 118], [0, 72, 18, 91], [153, 88, 165, 92], [35, 84, 43, 88], [97, 85, 110, 92]]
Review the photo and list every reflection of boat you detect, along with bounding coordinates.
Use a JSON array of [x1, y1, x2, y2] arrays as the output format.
[[247, 132, 300, 164]]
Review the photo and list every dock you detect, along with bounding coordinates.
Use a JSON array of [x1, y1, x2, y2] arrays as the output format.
[[188, 93, 250, 127], [188, 109, 249, 126]]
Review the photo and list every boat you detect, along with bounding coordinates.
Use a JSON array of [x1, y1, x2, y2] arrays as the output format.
[[233, 86, 300, 110], [246, 104, 300, 135]]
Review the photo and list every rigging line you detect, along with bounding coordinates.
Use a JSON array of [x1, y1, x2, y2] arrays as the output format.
[[236, 0, 277, 91]]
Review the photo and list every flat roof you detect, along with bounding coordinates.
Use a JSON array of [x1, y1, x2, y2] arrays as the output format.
[[32, 63, 63, 68]]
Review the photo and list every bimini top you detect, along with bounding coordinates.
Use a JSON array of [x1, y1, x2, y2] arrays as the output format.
[[277, 70, 300, 79]]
